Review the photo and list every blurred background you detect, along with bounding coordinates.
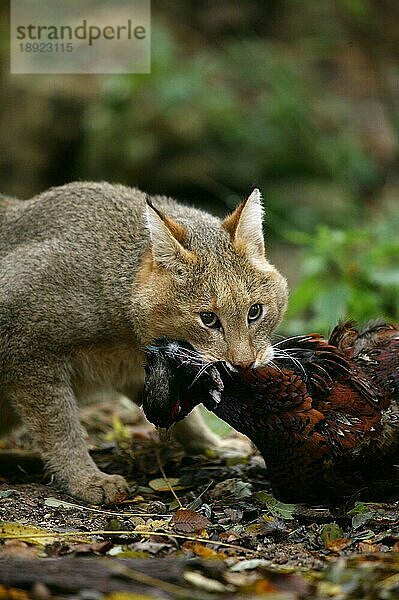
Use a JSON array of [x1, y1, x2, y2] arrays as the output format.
[[0, 0, 398, 335]]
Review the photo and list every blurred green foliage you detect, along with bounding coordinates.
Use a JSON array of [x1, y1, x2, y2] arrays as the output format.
[[284, 215, 399, 334], [83, 24, 382, 207]]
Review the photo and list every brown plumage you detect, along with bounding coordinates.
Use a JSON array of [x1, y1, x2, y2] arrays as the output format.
[[143, 320, 399, 502]]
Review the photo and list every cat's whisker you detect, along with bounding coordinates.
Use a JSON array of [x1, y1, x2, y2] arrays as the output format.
[[274, 348, 308, 381], [171, 348, 206, 367], [219, 361, 233, 378], [188, 361, 215, 388], [268, 359, 283, 374], [273, 335, 314, 348]]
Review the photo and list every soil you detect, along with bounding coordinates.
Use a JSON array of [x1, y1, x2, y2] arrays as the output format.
[[0, 398, 398, 599]]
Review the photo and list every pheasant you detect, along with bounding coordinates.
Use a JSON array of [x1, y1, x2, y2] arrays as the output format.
[[143, 321, 399, 502]]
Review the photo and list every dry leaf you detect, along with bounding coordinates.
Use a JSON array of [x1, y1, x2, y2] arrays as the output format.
[[183, 571, 231, 592], [219, 531, 240, 543], [134, 519, 170, 533], [182, 541, 227, 558], [321, 523, 348, 551], [358, 541, 382, 553], [68, 541, 113, 555], [0, 539, 39, 559], [211, 478, 252, 500], [148, 478, 185, 492], [171, 508, 210, 533], [107, 593, 155, 600], [44, 497, 78, 510], [0, 522, 58, 547], [0, 585, 30, 600], [230, 559, 270, 572], [326, 538, 352, 552]]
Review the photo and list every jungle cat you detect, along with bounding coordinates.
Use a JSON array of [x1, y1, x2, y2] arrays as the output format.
[[0, 183, 288, 503]]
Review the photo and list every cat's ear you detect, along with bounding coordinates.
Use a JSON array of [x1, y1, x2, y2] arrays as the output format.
[[222, 188, 266, 258], [145, 199, 193, 271]]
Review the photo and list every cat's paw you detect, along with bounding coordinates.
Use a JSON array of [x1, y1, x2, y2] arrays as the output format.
[[66, 471, 129, 505]]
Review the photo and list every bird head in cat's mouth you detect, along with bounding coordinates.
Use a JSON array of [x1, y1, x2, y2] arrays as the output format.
[[142, 337, 226, 428]]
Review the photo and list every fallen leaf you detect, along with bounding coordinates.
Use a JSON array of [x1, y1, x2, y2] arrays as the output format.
[[0, 522, 58, 547], [0, 539, 39, 559], [182, 541, 227, 558], [0, 585, 30, 600], [211, 478, 252, 499], [224, 571, 261, 587], [348, 502, 375, 529], [183, 571, 231, 592], [219, 531, 240, 543], [134, 519, 170, 533], [44, 497, 79, 510], [128, 540, 170, 555], [107, 518, 124, 531], [69, 541, 113, 555], [171, 508, 210, 533], [106, 593, 156, 600], [247, 579, 276, 594], [129, 517, 146, 527], [230, 559, 270, 572], [327, 538, 352, 552], [321, 523, 348, 551], [223, 508, 243, 523], [255, 491, 297, 520], [146, 500, 167, 514], [148, 478, 185, 492], [358, 541, 382, 553]]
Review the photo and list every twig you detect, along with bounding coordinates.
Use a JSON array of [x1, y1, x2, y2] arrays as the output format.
[[45, 497, 172, 518], [188, 480, 214, 509], [155, 447, 184, 509]]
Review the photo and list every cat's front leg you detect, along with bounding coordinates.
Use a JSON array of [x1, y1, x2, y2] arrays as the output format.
[[9, 359, 128, 504]]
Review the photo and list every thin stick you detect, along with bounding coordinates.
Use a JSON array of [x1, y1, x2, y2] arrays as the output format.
[[155, 447, 184, 509], [45, 497, 172, 518], [190, 480, 213, 505]]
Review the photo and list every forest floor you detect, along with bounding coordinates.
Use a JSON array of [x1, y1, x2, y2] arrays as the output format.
[[0, 397, 398, 600]]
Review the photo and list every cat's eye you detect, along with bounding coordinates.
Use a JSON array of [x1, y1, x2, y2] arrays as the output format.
[[200, 312, 221, 329], [248, 303, 262, 322]]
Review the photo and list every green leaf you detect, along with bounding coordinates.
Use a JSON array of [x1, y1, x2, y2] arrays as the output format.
[[255, 491, 297, 520], [321, 523, 345, 548], [348, 502, 375, 529]]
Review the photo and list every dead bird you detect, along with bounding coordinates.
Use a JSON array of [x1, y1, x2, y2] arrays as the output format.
[[142, 321, 399, 502]]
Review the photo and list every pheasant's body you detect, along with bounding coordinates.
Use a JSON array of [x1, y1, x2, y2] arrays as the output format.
[[143, 321, 399, 502]]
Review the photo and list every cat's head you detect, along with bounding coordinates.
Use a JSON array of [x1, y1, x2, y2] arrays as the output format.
[[133, 189, 288, 369]]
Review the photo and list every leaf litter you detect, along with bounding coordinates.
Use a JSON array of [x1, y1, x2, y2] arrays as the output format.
[[0, 398, 398, 598]]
